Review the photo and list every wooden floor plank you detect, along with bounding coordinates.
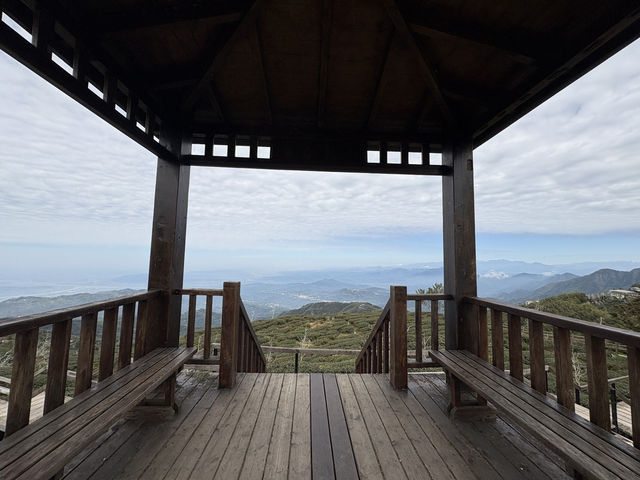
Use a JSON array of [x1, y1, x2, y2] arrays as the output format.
[[359, 375, 429, 480], [348, 374, 407, 480], [289, 373, 312, 479], [310, 374, 335, 480], [323, 374, 358, 480], [371, 374, 458, 480], [336, 374, 383, 480], [408, 375, 501, 480], [239, 374, 284, 480], [427, 373, 565, 480], [212, 373, 271, 479], [164, 373, 257, 480], [101, 372, 217, 480], [263, 374, 296, 480]]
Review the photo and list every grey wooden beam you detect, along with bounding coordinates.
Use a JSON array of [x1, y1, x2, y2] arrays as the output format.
[[248, 25, 272, 124], [317, 0, 333, 128], [366, 30, 397, 129]]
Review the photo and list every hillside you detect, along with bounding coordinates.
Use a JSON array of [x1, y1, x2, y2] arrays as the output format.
[[530, 268, 640, 299], [278, 302, 381, 317]]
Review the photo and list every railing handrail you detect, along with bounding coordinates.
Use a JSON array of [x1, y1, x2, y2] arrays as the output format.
[[356, 299, 390, 365], [0, 290, 162, 337], [239, 298, 267, 365], [465, 296, 640, 347], [174, 288, 223, 296], [407, 294, 452, 301], [211, 342, 360, 356]]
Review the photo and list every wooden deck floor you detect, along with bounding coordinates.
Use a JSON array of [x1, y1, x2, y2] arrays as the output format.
[[61, 370, 571, 479]]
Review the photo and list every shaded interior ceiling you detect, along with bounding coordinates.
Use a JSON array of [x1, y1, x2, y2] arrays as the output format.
[[3, 0, 640, 155]]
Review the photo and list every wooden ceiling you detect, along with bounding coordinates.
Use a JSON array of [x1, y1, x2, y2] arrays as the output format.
[[2, 0, 640, 169]]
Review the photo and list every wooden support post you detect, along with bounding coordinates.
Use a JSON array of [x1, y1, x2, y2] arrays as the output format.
[[585, 335, 609, 430], [6, 328, 39, 436], [415, 299, 422, 362], [389, 285, 407, 389], [442, 139, 477, 350], [220, 282, 240, 388], [99, 307, 118, 381], [529, 319, 546, 394], [553, 327, 575, 411], [628, 346, 640, 448], [491, 309, 505, 370], [148, 126, 191, 348], [507, 314, 523, 381], [133, 299, 148, 360], [44, 319, 72, 414], [75, 312, 98, 395]]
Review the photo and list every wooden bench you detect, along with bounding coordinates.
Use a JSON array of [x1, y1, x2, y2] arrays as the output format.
[[430, 349, 640, 480], [0, 346, 195, 480]]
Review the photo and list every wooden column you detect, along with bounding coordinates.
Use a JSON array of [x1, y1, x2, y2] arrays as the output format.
[[442, 139, 477, 350], [148, 126, 191, 349], [389, 285, 407, 389], [220, 282, 240, 388], [585, 335, 609, 430], [6, 328, 39, 436]]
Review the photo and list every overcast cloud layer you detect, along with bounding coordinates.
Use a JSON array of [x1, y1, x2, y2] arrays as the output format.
[[0, 39, 639, 265]]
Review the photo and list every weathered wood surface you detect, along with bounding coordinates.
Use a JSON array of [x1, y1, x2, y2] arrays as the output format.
[[430, 349, 640, 480], [0, 347, 195, 480], [62, 371, 575, 479]]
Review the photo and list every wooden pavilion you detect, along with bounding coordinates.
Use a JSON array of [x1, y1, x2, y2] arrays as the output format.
[[1, 1, 640, 479]]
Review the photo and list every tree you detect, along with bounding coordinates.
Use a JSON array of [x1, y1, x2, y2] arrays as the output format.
[[612, 297, 640, 332], [416, 283, 444, 312]]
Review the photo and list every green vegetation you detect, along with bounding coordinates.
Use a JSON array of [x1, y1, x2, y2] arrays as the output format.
[[277, 302, 381, 317]]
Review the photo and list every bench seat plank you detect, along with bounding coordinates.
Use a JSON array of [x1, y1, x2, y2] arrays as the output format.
[[0, 347, 195, 480], [430, 349, 640, 480]]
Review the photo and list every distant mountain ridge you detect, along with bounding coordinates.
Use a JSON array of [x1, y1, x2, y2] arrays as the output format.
[[528, 268, 640, 300], [278, 302, 382, 317]]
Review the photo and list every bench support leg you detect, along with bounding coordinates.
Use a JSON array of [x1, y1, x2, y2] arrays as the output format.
[[447, 372, 462, 414], [447, 372, 496, 422], [164, 373, 178, 413]]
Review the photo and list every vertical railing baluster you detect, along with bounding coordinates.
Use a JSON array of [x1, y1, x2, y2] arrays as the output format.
[[431, 300, 439, 351], [371, 336, 378, 373], [478, 306, 488, 362], [6, 328, 39, 436], [44, 319, 72, 414], [415, 299, 422, 363], [507, 314, 523, 381], [383, 316, 390, 373], [585, 334, 609, 429], [187, 294, 196, 348], [76, 312, 98, 394], [99, 307, 118, 381], [627, 345, 640, 448], [377, 331, 383, 373], [204, 295, 213, 360], [528, 319, 546, 394], [118, 303, 135, 369], [553, 326, 575, 411], [491, 309, 504, 370], [133, 300, 148, 360]]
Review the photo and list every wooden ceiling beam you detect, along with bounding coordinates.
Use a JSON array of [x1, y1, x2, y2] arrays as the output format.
[[366, 31, 397, 129], [317, 0, 333, 128], [95, 2, 249, 38], [181, 0, 265, 114], [379, 0, 455, 127], [408, 21, 537, 66], [248, 25, 272, 125], [474, 5, 640, 145]]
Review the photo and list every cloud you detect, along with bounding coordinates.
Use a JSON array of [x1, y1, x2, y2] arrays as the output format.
[[1, 38, 639, 255]]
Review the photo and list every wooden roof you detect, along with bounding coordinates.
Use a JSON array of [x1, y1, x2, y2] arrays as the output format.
[[2, 1, 640, 171]]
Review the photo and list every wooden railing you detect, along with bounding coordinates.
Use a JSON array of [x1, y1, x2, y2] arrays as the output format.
[[407, 293, 451, 366], [0, 290, 162, 436], [174, 288, 224, 362], [355, 286, 450, 389], [463, 296, 640, 448], [176, 283, 265, 388]]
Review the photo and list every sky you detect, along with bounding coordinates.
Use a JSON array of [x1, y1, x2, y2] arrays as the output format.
[[0, 18, 639, 281]]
